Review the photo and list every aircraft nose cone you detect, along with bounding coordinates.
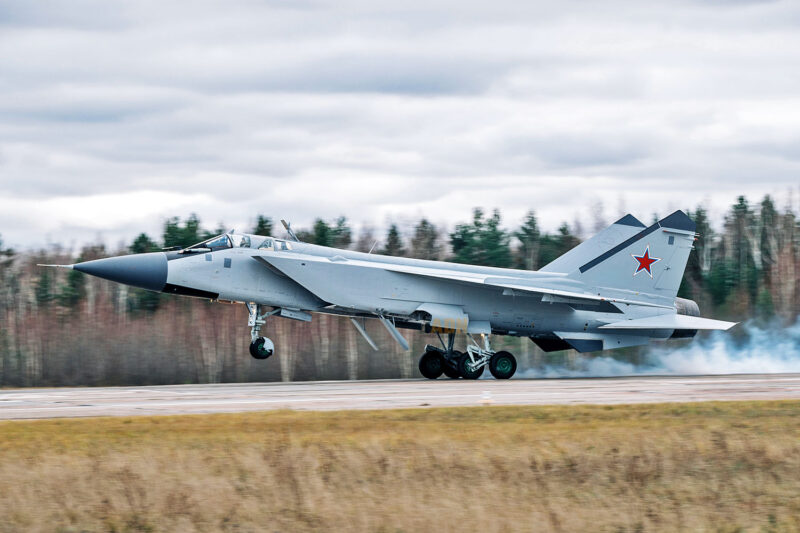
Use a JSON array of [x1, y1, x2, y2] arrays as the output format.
[[73, 252, 168, 292]]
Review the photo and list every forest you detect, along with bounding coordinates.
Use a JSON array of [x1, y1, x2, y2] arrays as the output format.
[[1, 194, 798, 386]]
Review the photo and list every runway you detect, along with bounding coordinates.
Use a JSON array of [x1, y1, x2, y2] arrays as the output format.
[[2, 373, 800, 420]]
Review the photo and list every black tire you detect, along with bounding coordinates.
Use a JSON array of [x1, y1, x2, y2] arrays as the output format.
[[419, 351, 444, 379], [489, 351, 517, 379], [457, 352, 484, 380], [442, 356, 461, 379], [249, 337, 273, 360]]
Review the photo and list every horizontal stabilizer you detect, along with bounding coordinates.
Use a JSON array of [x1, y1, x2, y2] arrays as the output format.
[[599, 314, 737, 331]]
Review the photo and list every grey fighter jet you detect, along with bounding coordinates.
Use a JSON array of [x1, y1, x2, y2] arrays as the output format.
[[43, 210, 735, 379]]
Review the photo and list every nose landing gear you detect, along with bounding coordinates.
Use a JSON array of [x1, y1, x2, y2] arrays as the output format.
[[246, 303, 276, 360]]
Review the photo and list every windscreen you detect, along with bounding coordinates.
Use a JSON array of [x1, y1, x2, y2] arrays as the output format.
[[185, 234, 232, 252]]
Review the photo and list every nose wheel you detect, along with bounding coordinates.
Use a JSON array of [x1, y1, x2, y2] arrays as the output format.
[[246, 303, 277, 360], [249, 337, 274, 359]]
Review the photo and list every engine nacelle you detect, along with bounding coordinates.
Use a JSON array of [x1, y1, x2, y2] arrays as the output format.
[[671, 297, 700, 338]]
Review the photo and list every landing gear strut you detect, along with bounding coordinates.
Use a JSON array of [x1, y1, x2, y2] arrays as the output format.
[[457, 351, 484, 380], [246, 303, 275, 360], [418, 331, 517, 380]]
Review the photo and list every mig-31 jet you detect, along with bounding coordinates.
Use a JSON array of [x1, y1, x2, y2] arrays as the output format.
[[43, 210, 735, 380]]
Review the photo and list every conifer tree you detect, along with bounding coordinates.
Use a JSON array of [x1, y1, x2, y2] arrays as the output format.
[[537, 223, 578, 267], [253, 215, 273, 236], [312, 219, 332, 246], [57, 268, 85, 308], [514, 211, 540, 270], [130, 233, 159, 254], [382, 224, 405, 256], [35, 267, 53, 305], [450, 208, 511, 267], [410, 219, 440, 260], [163, 214, 212, 249], [331, 216, 352, 249]]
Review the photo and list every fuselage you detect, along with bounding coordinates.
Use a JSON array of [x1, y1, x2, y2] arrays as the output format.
[[162, 234, 675, 344]]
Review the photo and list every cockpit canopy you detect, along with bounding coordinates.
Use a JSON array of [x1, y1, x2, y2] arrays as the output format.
[[181, 233, 290, 253], [231, 234, 251, 248], [258, 238, 292, 251]]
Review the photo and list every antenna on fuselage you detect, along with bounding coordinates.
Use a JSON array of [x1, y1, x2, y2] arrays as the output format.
[[281, 219, 299, 242]]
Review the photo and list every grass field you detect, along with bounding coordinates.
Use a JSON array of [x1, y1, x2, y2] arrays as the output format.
[[1, 402, 799, 532]]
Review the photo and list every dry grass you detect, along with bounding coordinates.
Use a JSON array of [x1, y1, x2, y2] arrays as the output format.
[[1, 402, 799, 532]]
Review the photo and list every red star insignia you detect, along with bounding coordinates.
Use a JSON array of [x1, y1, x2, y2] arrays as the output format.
[[631, 245, 661, 278]]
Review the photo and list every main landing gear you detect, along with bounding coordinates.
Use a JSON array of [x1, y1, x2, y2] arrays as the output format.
[[246, 303, 275, 360], [418, 332, 517, 380]]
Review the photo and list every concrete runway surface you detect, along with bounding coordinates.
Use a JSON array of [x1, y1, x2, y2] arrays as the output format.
[[2, 374, 800, 420]]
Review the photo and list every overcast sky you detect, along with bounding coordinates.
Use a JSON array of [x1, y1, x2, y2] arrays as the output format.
[[1, 0, 799, 250]]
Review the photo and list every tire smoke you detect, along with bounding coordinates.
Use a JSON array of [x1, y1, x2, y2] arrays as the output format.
[[516, 319, 800, 378]]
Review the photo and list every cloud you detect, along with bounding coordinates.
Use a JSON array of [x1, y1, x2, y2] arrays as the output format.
[[1, 0, 800, 248]]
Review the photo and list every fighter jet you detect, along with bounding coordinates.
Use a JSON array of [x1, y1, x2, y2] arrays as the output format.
[[43, 210, 735, 379]]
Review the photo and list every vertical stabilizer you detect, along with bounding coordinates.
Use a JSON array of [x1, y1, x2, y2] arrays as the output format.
[[540, 214, 646, 273], [569, 210, 696, 300]]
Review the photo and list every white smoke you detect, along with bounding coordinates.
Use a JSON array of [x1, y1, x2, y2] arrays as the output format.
[[516, 319, 800, 378]]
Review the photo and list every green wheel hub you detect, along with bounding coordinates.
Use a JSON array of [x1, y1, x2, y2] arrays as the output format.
[[496, 357, 512, 373], [249, 337, 274, 360], [489, 351, 517, 379]]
